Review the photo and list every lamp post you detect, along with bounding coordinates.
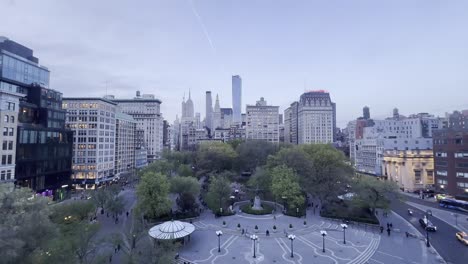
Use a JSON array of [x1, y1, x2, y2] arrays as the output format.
[[296, 207, 299, 217], [340, 224, 348, 244], [452, 213, 459, 226], [250, 234, 258, 258], [320, 230, 327, 253], [288, 234, 296, 258], [216, 230, 223, 252]]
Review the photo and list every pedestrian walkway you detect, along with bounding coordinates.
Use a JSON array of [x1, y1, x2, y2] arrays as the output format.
[[370, 209, 444, 264], [406, 201, 468, 233]]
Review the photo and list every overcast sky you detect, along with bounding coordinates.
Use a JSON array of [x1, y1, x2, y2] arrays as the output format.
[[2, 0, 468, 127]]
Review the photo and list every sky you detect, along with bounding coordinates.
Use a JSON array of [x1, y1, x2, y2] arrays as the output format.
[[1, 0, 468, 128]]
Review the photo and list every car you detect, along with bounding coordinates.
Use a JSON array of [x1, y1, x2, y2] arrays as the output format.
[[419, 218, 437, 231], [456, 231, 468, 246]]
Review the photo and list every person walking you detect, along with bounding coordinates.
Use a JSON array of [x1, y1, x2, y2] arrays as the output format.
[[126, 211, 129, 217], [109, 255, 112, 263], [117, 243, 121, 251], [387, 227, 391, 236], [389, 223, 393, 229], [380, 226, 384, 233], [266, 230, 270, 236]]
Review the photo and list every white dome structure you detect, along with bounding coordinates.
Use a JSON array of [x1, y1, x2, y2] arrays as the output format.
[[148, 220, 195, 240]]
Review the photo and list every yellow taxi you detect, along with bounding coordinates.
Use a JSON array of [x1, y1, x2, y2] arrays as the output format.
[[456, 231, 468, 246]]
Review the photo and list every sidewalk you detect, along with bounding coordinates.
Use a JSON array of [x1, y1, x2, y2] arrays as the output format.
[[369, 209, 444, 264], [406, 201, 468, 233]]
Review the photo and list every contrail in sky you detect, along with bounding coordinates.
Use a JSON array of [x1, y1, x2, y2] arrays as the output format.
[[187, 0, 216, 54]]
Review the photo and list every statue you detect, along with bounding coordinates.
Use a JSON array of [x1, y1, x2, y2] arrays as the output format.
[[252, 184, 263, 210]]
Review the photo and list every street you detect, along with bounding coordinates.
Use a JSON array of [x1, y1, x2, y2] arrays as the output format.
[[391, 198, 468, 264]]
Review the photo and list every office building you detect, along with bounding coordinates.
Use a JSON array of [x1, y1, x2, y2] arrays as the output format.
[[246, 97, 279, 142], [284, 101, 299, 144], [212, 94, 222, 130], [115, 112, 136, 177], [1, 37, 72, 197], [232, 75, 242, 124], [110, 92, 163, 162], [205, 91, 213, 131], [297, 90, 336, 144], [63, 98, 117, 187], [433, 110, 468, 198]]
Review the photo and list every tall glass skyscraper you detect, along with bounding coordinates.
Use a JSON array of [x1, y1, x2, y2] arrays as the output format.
[[232, 75, 242, 124]]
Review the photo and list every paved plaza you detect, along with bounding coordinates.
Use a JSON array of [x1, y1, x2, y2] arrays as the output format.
[[178, 208, 444, 264]]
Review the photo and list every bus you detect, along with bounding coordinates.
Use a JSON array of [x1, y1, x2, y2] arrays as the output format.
[[439, 198, 468, 213]]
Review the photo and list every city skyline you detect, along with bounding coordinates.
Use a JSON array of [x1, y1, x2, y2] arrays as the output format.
[[2, 0, 468, 127]]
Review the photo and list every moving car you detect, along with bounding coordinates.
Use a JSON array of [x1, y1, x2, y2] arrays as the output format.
[[419, 217, 437, 231], [456, 231, 468, 246]]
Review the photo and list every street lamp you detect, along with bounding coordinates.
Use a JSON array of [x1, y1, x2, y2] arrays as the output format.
[[216, 230, 223, 252], [250, 234, 258, 258], [452, 213, 459, 226], [296, 207, 299, 217], [320, 230, 327, 253], [288, 234, 296, 258], [340, 224, 348, 244]]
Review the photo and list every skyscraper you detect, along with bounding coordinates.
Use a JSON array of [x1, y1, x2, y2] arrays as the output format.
[[232, 75, 242, 124], [205, 91, 213, 130], [246, 97, 279, 142], [363, 106, 370, 120], [212, 94, 221, 129], [185, 90, 194, 118]]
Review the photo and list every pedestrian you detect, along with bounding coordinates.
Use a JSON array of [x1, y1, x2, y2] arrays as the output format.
[[380, 226, 384, 233], [405, 231, 409, 238], [390, 223, 393, 229], [387, 227, 391, 236], [114, 246, 117, 253], [126, 211, 129, 217], [242, 229, 244, 235], [109, 255, 112, 263], [117, 243, 121, 251], [386, 223, 390, 229], [273, 215, 276, 220], [266, 230, 270, 236]]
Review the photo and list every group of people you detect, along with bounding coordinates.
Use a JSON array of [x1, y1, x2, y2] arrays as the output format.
[[380, 222, 393, 236]]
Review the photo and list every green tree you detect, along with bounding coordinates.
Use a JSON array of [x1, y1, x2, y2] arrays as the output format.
[[235, 140, 278, 172], [205, 176, 231, 213], [266, 146, 313, 177], [195, 142, 237, 173], [170, 176, 200, 197], [270, 165, 304, 209], [247, 167, 272, 194], [140, 160, 173, 177], [301, 144, 353, 206], [177, 164, 193, 177], [0, 184, 56, 264], [176, 192, 198, 213], [136, 171, 171, 219], [352, 176, 399, 213], [106, 195, 125, 217]]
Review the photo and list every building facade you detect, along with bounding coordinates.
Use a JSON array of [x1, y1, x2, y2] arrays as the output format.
[[382, 150, 434, 192], [115, 112, 136, 177], [232, 75, 242, 124], [433, 111, 468, 198], [297, 91, 335, 144], [1, 37, 72, 197], [63, 98, 117, 187], [205, 91, 213, 131], [111, 93, 163, 162], [246, 97, 279, 142]]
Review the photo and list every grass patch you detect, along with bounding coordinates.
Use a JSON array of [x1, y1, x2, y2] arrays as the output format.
[[240, 203, 274, 215]]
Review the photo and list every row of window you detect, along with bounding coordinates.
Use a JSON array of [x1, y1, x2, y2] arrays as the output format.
[[1, 155, 13, 165], [3, 115, 15, 123], [0, 170, 12, 181], [2, 127, 14, 136], [435, 152, 468, 158], [2, 140, 14, 150]]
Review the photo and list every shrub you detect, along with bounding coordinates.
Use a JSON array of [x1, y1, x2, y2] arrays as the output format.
[[240, 203, 274, 215]]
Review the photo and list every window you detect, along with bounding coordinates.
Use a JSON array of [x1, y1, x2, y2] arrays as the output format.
[[456, 138, 463, 145], [7, 102, 15, 110], [10, 116, 14, 123], [414, 170, 422, 183], [7, 155, 12, 164], [8, 128, 13, 136], [3, 115, 8, 122], [0, 171, 5, 181], [1, 155, 6, 165], [437, 179, 447, 185], [436, 161, 447, 166], [2, 141, 6, 150], [436, 152, 447, 157], [456, 172, 468, 178], [457, 163, 468, 168], [455, 152, 468, 158], [457, 182, 468, 188], [436, 170, 447, 176]]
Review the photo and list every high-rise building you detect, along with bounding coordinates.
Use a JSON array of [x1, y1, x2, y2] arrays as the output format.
[[0, 37, 73, 197], [363, 106, 370, 120], [246, 97, 279, 142], [205, 91, 213, 131], [297, 90, 336, 144], [111, 92, 163, 162], [220, 108, 233, 128], [284, 101, 299, 144], [433, 110, 468, 198], [115, 112, 136, 176], [63, 98, 117, 187], [212, 94, 222, 130], [181, 90, 194, 118], [232, 75, 242, 124]]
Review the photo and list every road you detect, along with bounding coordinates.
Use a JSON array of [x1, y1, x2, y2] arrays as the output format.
[[391, 198, 468, 264], [401, 194, 468, 217]]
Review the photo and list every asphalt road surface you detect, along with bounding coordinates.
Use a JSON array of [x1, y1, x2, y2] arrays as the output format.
[[391, 199, 468, 264], [402, 195, 468, 217]]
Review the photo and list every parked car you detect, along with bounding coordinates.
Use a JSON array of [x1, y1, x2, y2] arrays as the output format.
[[419, 218, 437, 231], [456, 231, 468, 246]]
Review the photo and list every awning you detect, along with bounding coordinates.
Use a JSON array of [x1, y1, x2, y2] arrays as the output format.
[[148, 220, 195, 240]]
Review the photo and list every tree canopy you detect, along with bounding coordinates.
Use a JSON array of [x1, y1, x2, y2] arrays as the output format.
[[136, 171, 171, 219], [352, 175, 399, 213], [195, 142, 237, 173], [205, 175, 231, 213], [270, 165, 304, 209]]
